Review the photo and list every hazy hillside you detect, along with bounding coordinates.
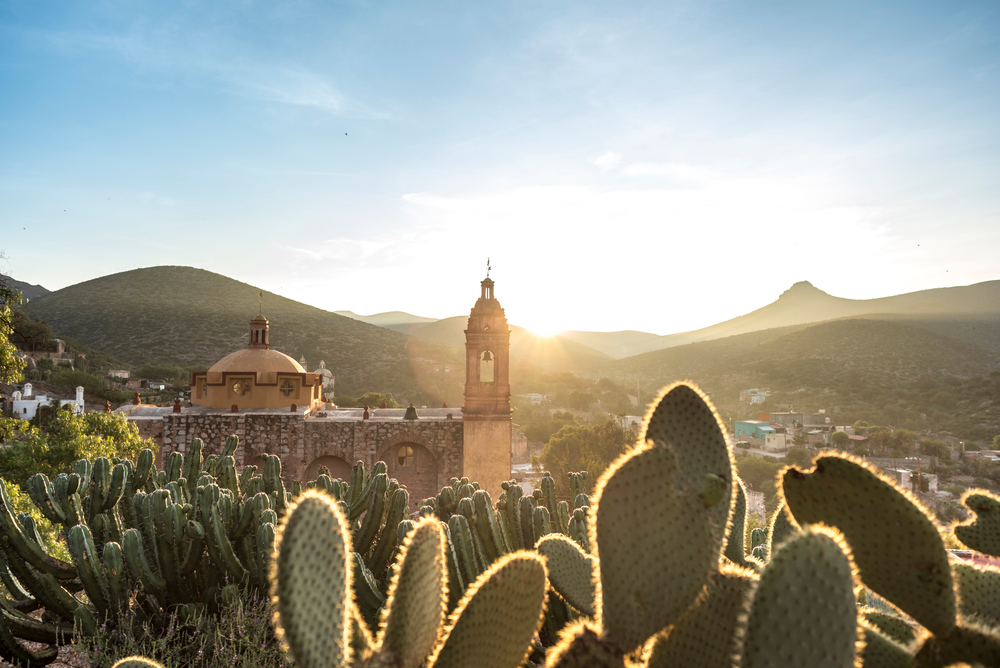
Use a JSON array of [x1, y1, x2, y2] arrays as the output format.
[[23, 266, 458, 395], [556, 329, 664, 358], [402, 316, 611, 373], [335, 310, 438, 331], [603, 280, 1000, 358], [608, 317, 1000, 442], [2, 275, 50, 302], [332, 280, 1000, 363]]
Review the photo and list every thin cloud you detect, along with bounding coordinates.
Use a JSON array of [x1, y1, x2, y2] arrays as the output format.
[[592, 151, 622, 170], [39, 28, 387, 119]]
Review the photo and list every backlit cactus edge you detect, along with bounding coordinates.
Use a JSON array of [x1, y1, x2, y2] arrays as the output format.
[[2, 381, 1000, 668]]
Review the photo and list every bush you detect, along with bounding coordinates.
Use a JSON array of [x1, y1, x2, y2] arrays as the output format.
[[80, 593, 287, 668], [0, 409, 151, 485], [783, 447, 813, 468]]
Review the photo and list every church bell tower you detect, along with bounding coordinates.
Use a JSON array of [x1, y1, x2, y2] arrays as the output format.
[[462, 275, 512, 499]]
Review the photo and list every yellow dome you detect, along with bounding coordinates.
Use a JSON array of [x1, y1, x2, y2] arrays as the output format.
[[207, 348, 305, 385]]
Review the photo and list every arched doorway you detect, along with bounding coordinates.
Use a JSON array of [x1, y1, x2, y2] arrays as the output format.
[[381, 442, 438, 510], [305, 455, 352, 482]]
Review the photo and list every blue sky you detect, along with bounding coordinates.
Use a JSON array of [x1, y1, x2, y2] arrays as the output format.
[[2, 1, 998, 335]]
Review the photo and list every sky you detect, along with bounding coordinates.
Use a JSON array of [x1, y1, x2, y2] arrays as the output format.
[[2, 1, 999, 336]]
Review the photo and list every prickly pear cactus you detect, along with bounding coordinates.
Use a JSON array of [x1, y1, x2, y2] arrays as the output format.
[[536, 534, 596, 616], [740, 525, 860, 668], [428, 552, 547, 668], [781, 454, 955, 636], [640, 381, 736, 559], [646, 565, 757, 668], [271, 490, 353, 668], [954, 490, 1000, 557]]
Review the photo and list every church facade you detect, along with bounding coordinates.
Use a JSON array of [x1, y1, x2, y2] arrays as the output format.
[[121, 276, 512, 504]]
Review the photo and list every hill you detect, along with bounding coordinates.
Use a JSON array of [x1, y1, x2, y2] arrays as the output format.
[[401, 316, 611, 373], [608, 317, 1000, 442], [572, 280, 1000, 358], [22, 266, 458, 397], [334, 310, 439, 331], [2, 275, 50, 302], [551, 329, 663, 359]]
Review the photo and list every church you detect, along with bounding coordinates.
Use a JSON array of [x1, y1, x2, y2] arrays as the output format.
[[119, 275, 513, 503]]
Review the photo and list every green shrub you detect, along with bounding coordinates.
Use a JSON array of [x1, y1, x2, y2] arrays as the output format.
[[0, 409, 150, 485], [79, 593, 287, 668]]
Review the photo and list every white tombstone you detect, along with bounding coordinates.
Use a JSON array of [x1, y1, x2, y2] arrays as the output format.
[[23, 383, 32, 398]]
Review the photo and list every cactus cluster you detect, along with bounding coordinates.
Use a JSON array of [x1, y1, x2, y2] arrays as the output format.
[[0, 436, 289, 667], [10, 379, 1000, 668]]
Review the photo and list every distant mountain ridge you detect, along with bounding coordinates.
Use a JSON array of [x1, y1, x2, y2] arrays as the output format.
[[22, 266, 451, 395], [334, 310, 438, 329], [1, 275, 50, 302], [559, 280, 1000, 358]]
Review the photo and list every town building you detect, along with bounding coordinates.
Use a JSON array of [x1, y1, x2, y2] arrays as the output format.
[[118, 275, 514, 504], [11, 383, 84, 420]]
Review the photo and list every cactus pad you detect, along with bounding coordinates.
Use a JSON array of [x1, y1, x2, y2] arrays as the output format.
[[544, 620, 624, 668], [271, 490, 352, 668], [537, 534, 596, 616], [765, 501, 798, 560], [913, 621, 1000, 668], [640, 381, 735, 559], [955, 563, 1000, 628], [646, 565, 757, 668], [429, 551, 547, 668], [378, 517, 448, 668], [954, 490, 1000, 557], [740, 525, 860, 668], [862, 608, 918, 647], [592, 443, 715, 654], [859, 622, 916, 668], [723, 477, 748, 567], [781, 454, 955, 636]]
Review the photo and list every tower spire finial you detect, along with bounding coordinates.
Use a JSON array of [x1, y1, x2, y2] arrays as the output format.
[[486, 258, 491, 278], [258, 290, 263, 315]]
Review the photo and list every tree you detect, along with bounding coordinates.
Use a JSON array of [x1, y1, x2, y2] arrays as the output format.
[[0, 409, 151, 486], [993, 435, 1000, 450], [891, 429, 918, 455], [9, 309, 54, 353], [921, 439, 950, 458], [831, 430, 850, 449], [355, 392, 402, 409], [541, 415, 636, 495], [867, 426, 893, 456], [792, 430, 808, 447], [0, 275, 26, 384], [784, 447, 813, 468], [568, 391, 595, 412], [852, 420, 870, 436]]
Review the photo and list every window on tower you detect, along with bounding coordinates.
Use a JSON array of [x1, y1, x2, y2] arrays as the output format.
[[480, 350, 495, 383]]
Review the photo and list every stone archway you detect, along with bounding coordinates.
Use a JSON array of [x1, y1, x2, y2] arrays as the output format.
[[304, 455, 352, 482], [380, 441, 439, 510]]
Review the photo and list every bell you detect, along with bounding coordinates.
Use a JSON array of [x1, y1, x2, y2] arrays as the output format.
[[482, 350, 493, 362]]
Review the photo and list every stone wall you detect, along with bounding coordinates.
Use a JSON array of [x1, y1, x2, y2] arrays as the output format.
[[158, 414, 465, 506]]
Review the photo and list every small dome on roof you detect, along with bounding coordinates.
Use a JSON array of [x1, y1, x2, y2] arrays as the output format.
[[251, 314, 268, 324]]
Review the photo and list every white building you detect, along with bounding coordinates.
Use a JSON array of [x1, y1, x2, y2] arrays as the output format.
[[12, 383, 85, 420]]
